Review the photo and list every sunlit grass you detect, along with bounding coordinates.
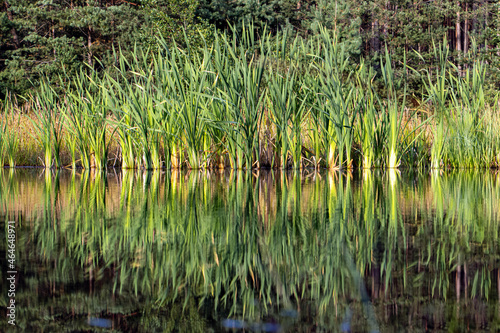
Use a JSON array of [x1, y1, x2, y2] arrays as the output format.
[[1, 26, 500, 170]]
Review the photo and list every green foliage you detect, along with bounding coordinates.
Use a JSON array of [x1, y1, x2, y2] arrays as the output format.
[[140, 0, 214, 48], [3, 0, 500, 100], [3, 22, 500, 170], [308, 0, 362, 58], [0, 0, 214, 97], [29, 81, 64, 168], [0, 0, 147, 96], [197, 0, 279, 31]]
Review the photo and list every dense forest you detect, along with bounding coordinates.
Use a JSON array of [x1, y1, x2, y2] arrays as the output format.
[[2, 0, 500, 97]]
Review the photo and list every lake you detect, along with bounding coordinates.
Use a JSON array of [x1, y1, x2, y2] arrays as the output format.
[[1, 169, 499, 332]]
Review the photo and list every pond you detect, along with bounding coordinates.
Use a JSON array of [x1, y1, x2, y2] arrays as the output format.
[[1, 169, 499, 332]]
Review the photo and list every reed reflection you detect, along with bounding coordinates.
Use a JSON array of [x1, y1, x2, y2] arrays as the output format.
[[0, 169, 498, 331]]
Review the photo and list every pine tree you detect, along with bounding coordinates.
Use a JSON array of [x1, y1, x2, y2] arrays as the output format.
[[308, 0, 362, 57], [0, 0, 211, 97]]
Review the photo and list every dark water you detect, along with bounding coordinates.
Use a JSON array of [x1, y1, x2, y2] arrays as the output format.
[[0, 169, 499, 332]]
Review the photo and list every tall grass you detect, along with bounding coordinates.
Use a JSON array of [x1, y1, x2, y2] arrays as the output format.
[[416, 40, 498, 169], [2, 24, 500, 170], [0, 108, 6, 167], [165, 41, 211, 169], [64, 70, 111, 170], [446, 57, 488, 168], [4, 110, 19, 168], [310, 28, 357, 169], [266, 31, 308, 169], [417, 41, 450, 169], [357, 63, 384, 169], [380, 50, 430, 168], [212, 26, 267, 169], [0, 101, 19, 167], [29, 81, 64, 168]]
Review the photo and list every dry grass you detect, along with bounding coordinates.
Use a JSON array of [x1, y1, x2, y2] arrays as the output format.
[[1, 112, 121, 167]]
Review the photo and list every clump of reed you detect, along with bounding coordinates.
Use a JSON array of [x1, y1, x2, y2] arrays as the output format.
[[1, 25, 499, 170], [63, 70, 112, 170], [265, 29, 309, 169], [308, 28, 357, 170], [29, 81, 65, 168], [416, 40, 500, 169], [0, 99, 20, 167]]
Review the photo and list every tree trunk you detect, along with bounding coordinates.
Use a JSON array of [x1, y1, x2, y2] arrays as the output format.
[[4, 1, 19, 48], [371, 20, 380, 52], [456, 1, 461, 53], [87, 1, 92, 66], [463, 3, 468, 55], [88, 26, 93, 66], [484, 0, 488, 50]]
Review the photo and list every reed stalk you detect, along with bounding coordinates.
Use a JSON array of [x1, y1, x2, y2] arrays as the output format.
[[381, 49, 430, 168], [1, 101, 19, 168], [266, 56, 308, 168], [311, 28, 356, 169], [160, 39, 212, 169], [29, 81, 64, 168], [446, 54, 488, 168], [416, 41, 450, 169], [380, 49, 405, 169], [356, 62, 382, 169], [0, 111, 6, 167], [4, 24, 500, 170], [212, 26, 267, 169], [105, 50, 139, 169], [5, 112, 19, 168], [66, 71, 111, 169]]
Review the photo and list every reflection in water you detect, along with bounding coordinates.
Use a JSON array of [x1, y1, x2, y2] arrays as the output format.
[[0, 169, 499, 332]]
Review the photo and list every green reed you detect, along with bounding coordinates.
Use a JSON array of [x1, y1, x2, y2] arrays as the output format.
[[104, 49, 140, 170], [210, 32, 244, 169], [65, 70, 111, 170], [416, 41, 450, 169], [415, 40, 496, 169], [380, 50, 430, 169], [309, 28, 357, 169], [211, 26, 267, 169], [446, 56, 489, 168], [266, 33, 308, 169], [62, 73, 91, 169], [356, 63, 385, 169], [111, 57, 163, 169], [5, 23, 499, 170], [1, 104, 19, 168], [149, 51, 181, 170], [165, 41, 212, 169], [105, 49, 151, 169], [29, 81, 64, 168], [0, 112, 6, 167]]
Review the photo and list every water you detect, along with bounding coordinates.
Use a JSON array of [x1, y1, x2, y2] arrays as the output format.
[[0, 169, 499, 332]]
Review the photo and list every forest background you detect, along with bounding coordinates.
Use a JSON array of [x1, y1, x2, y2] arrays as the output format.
[[2, 0, 500, 99]]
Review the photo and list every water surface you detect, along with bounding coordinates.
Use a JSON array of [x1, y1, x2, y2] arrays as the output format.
[[1, 169, 499, 332]]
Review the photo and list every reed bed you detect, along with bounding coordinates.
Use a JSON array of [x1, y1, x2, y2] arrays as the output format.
[[1, 25, 500, 170]]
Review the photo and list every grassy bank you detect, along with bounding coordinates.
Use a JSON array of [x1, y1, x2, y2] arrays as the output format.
[[2, 26, 500, 170]]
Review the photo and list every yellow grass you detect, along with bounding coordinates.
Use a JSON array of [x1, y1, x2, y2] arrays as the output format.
[[1, 113, 121, 168]]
